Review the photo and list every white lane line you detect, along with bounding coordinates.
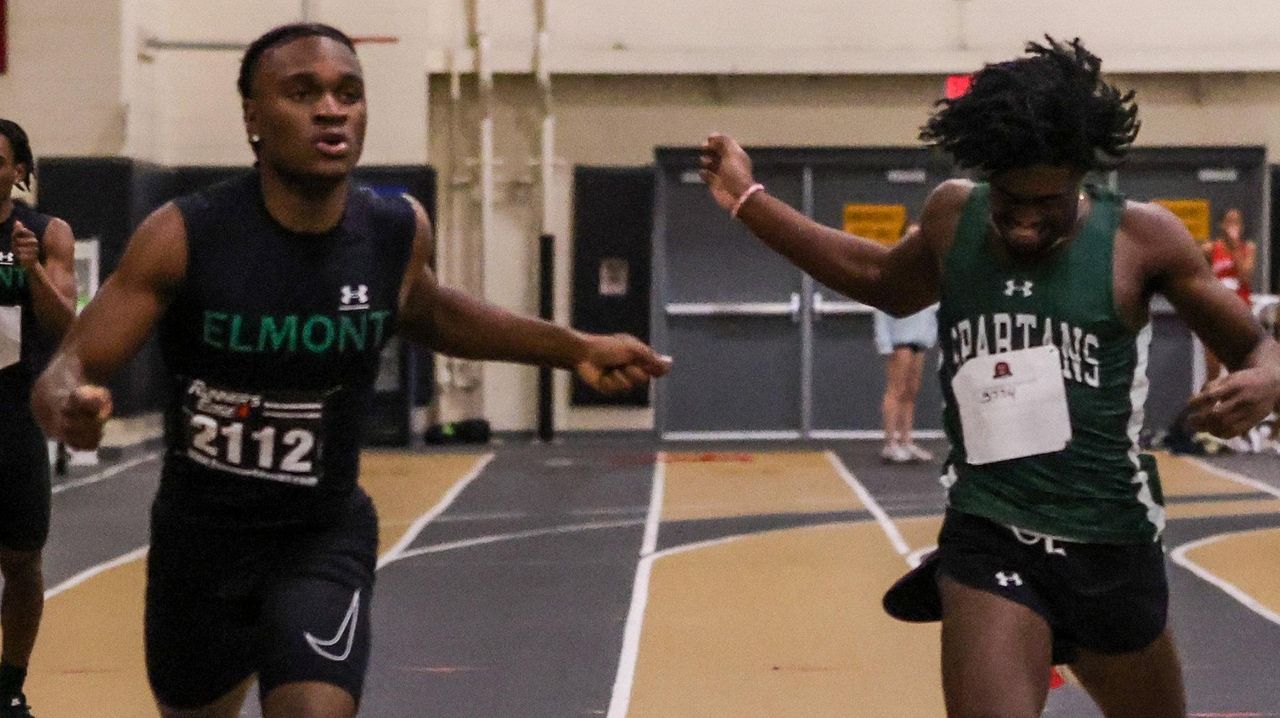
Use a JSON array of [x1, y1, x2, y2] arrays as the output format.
[[825, 451, 915, 565], [376, 453, 495, 569], [1182, 456, 1280, 500], [907, 545, 937, 568], [606, 451, 665, 718], [45, 546, 149, 600], [1170, 530, 1280, 627], [51, 451, 163, 495], [392, 519, 645, 560], [43, 453, 498, 604], [1168, 457, 1280, 627]]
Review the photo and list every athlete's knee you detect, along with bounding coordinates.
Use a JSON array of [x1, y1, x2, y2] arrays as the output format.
[[262, 681, 356, 718]]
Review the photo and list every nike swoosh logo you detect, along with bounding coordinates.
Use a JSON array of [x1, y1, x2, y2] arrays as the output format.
[[304, 589, 361, 662]]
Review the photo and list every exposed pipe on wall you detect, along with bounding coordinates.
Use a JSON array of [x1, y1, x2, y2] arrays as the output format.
[[535, 0, 555, 236]]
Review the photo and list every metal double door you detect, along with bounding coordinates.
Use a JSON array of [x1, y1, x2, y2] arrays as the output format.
[[653, 148, 949, 439]]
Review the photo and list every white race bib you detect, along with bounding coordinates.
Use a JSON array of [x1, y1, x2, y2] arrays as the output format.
[[952, 345, 1071, 465], [0, 306, 20, 370]]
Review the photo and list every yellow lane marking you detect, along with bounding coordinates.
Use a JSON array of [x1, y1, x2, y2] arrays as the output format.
[[896, 514, 945, 556], [1165, 499, 1280, 520], [29, 559, 153, 717], [662, 452, 861, 522], [1173, 527, 1280, 624], [361, 451, 489, 555], [28, 452, 488, 717], [1153, 452, 1264, 497], [627, 522, 943, 718]]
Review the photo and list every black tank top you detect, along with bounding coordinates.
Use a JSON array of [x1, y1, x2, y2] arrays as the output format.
[[0, 201, 53, 395], [160, 172, 415, 526]]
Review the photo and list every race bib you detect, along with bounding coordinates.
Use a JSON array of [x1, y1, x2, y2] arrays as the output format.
[[0, 306, 20, 370], [952, 345, 1071, 465], [180, 378, 328, 486]]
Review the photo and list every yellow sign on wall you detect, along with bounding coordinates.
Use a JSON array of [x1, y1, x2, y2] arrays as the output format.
[[1153, 198, 1211, 241], [843, 203, 908, 246]]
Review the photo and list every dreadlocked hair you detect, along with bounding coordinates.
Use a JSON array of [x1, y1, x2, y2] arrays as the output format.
[[920, 36, 1139, 174]]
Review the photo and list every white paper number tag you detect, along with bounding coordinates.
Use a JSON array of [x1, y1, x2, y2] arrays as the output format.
[[952, 345, 1072, 465], [0, 306, 20, 370]]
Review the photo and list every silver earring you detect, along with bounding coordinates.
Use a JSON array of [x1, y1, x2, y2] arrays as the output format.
[[250, 134, 261, 143]]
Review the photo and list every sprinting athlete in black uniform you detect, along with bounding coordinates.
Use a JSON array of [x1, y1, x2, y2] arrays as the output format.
[[32, 24, 670, 718], [0, 119, 76, 718]]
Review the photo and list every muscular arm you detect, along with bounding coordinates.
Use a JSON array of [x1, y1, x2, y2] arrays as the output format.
[[25, 218, 77, 337], [700, 133, 950, 315], [1128, 204, 1280, 433], [395, 199, 669, 390], [32, 204, 187, 445]]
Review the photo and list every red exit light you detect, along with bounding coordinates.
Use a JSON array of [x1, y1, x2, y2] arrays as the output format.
[[945, 74, 973, 99]]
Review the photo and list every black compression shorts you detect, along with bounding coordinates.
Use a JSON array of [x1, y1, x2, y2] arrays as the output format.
[[145, 488, 378, 709], [0, 397, 51, 552]]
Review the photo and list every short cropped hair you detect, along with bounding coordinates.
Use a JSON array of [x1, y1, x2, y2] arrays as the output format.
[[238, 23, 357, 100]]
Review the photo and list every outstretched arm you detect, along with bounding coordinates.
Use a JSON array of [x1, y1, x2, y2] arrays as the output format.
[[13, 217, 77, 337], [32, 204, 187, 448], [394, 199, 671, 394], [699, 132, 943, 315], [1133, 204, 1280, 437]]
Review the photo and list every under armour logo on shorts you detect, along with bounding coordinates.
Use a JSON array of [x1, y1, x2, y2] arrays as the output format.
[[995, 571, 1023, 587], [1003, 279, 1034, 297], [0, 251, 12, 264]]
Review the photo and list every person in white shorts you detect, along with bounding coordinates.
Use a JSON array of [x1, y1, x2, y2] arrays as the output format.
[[873, 250, 939, 464]]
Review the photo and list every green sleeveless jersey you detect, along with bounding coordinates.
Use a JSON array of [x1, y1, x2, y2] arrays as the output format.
[[938, 183, 1164, 544]]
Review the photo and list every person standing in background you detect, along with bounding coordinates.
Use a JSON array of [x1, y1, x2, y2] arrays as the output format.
[[1202, 207, 1256, 386], [873, 223, 938, 464]]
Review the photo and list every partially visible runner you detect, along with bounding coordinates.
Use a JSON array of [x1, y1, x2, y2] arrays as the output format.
[[0, 118, 77, 718], [31, 24, 669, 718], [700, 37, 1280, 717]]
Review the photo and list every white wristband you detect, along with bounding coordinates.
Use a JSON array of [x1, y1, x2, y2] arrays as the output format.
[[730, 183, 766, 219]]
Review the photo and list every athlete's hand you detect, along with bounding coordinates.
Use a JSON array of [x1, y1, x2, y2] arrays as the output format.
[[575, 333, 673, 395], [12, 221, 39, 269], [1185, 366, 1280, 438], [700, 133, 756, 213], [57, 385, 115, 451]]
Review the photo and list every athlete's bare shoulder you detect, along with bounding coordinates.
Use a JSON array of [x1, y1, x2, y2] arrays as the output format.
[[1116, 199, 1203, 277], [116, 202, 189, 296], [919, 178, 977, 256]]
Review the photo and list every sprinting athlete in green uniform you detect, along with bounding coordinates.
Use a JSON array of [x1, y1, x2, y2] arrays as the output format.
[[698, 37, 1280, 718]]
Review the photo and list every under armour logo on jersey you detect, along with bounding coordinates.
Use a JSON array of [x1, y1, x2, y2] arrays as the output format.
[[339, 284, 369, 310], [304, 589, 361, 662], [995, 571, 1023, 587], [1003, 279, 1034, 297], [0, 251, 12, 264]]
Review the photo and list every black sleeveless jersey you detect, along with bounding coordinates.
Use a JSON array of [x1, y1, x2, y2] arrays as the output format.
[[160, 172, 415, 526], [0, 201, 54, 394]]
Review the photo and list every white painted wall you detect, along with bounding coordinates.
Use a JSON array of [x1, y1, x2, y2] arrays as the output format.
[[11, 1, 1280, 430], [0, 0, 123, 158]]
